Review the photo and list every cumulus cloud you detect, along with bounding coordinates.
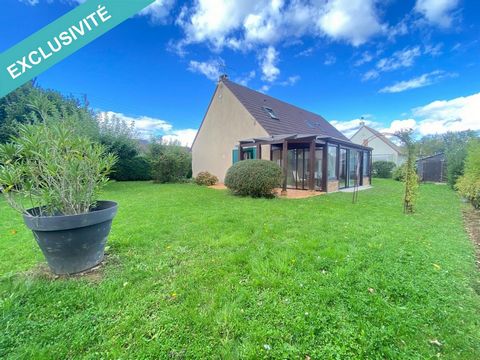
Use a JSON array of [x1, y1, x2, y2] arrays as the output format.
[[336, 93, 480, 138], [331, 118, 381, 138], [380, 119, 417, 134], [176, 0, 385, 51], [188, 59, 225, 81], [317, 0, 384, 46], [415, 0, 460, 27], [379, 70, 454, 93], [413, 92, 480, 135], [162, 129, 198, 147], [260, 46, 280, 82], [98, 111, 197, 147]]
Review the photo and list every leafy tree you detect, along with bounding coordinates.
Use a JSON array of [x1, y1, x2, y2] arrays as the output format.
[[97, 113, 154, 181], [443, 131, 478, 188], [149, 141, 192, 183], [456, 139, 480, 208], [416, 131, 478, 188], [395, 130, 418, 214], [0, 81, 99, 143]]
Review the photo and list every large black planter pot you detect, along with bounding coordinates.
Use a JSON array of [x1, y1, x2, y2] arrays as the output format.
[[23, 201, 118, 275]]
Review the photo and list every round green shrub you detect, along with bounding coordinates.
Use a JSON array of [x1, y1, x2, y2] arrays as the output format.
[[372, 161, 396, 178], [392, 164, 406, 182], [195, 171, 218, 186], [225, 160, 282, 198]]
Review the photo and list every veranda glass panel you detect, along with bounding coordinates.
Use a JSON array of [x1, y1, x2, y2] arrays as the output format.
[[287, 149, 296, 188], [328, 145, 337, 180], [349, 151, 361, 187], [363, 151, 369, 177], [272, 149, 282, 167], [315, 148, 323, 190], [339, 148, 348, 188]]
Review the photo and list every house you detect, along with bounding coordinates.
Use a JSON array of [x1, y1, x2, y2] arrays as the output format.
[[192, 75, 372, 193], [417, 153, 447, 183], [350, 123, 406, 166]]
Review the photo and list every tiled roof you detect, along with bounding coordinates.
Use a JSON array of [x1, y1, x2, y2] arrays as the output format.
[[222, 77, 350, 142]]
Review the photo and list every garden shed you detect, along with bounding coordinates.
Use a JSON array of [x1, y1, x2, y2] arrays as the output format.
[[416, 153, 447, 183]]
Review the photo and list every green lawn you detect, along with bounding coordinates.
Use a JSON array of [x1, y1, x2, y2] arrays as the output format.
[[1, 180, 479, 359]]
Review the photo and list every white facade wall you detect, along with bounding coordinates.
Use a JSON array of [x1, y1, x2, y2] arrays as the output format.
[[351, 127, 405, 166]]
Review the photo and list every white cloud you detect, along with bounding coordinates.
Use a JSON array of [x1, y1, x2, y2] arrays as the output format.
[[98, 111, 197, 146], [336, 93, 480, 138], [260, 46, 280, 82], [188, 59, 225, 81], [415, 0, 460, 27], [317, 0, 384, 46], [162, 129, 198, 147], [19, 0, 175, 23], [279, 75, 300, 86], [362, 46, 422, 81], [381, 119, 417, 134], [331, 118, 381, 138], [413, 93, 480, 135], [324, 54, 337, 66], [376, 46, 421, 72], [139, 0, 176, 24], [235, 71, 256, 86], [174, 0, 386, 59], [379, 70, 452, 93], [354, 51, 374, 67]]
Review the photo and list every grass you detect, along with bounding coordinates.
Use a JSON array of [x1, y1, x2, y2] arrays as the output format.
[[0, 179, 479, 359]]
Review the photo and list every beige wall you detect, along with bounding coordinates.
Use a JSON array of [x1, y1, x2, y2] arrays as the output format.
[[192, 82, 270, 181], [327, 180, 339, 193], [363, 177, 371, 186], [351, 127, 405, 166]]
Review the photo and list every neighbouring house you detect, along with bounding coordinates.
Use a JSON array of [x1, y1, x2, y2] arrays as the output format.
[[417, 153, 447, 183], [192, 75, 372, 193], [350, 123, 406, 166]]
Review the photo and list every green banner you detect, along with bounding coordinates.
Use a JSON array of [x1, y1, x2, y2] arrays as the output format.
[[0, 0, 155, 98]]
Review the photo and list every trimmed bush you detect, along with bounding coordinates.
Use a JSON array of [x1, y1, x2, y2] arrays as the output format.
[[225, 160, 282, 198], [456, 140, 480, 208], [195, 171, 218, 186], [392, 164, 406, 182], [372, 161, 396, 178], [113, 156, 151, 181]]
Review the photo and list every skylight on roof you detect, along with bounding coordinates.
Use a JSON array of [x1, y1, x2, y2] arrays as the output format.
[[263, 106, 279, 120]]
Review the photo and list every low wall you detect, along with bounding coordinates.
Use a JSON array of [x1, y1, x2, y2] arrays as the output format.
[[327, 180, 339, 193]]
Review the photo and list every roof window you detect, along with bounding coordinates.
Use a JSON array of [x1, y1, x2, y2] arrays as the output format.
[[263, 106, 279, 120]]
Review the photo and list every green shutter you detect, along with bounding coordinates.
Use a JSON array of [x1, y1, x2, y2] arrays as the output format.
[[232, 149, 239, 164]]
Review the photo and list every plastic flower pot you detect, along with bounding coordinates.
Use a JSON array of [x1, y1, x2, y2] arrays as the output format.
[[22, 201, 118, 275]]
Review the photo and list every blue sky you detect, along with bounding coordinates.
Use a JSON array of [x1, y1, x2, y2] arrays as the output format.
[[1, 0, 479, 145]]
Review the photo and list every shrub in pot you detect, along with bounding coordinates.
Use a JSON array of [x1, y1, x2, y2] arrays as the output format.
[[195, 171, 219, 186], [0, 121, 118, 275], [225, 159, 282, 198]]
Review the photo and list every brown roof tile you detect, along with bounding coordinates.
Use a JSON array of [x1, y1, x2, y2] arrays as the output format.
[[222, 78, 350, 142]]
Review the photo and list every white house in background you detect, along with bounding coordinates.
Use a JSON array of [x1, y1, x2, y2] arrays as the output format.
[[350, 123, 406, 166]]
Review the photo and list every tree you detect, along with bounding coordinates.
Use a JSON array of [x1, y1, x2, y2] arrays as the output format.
[[416, 131, 478, 188], [395, 130, 419, 214], [0, 81, 99, 143], [98, 113, 151, 181], [149, 141, 192, 183]]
